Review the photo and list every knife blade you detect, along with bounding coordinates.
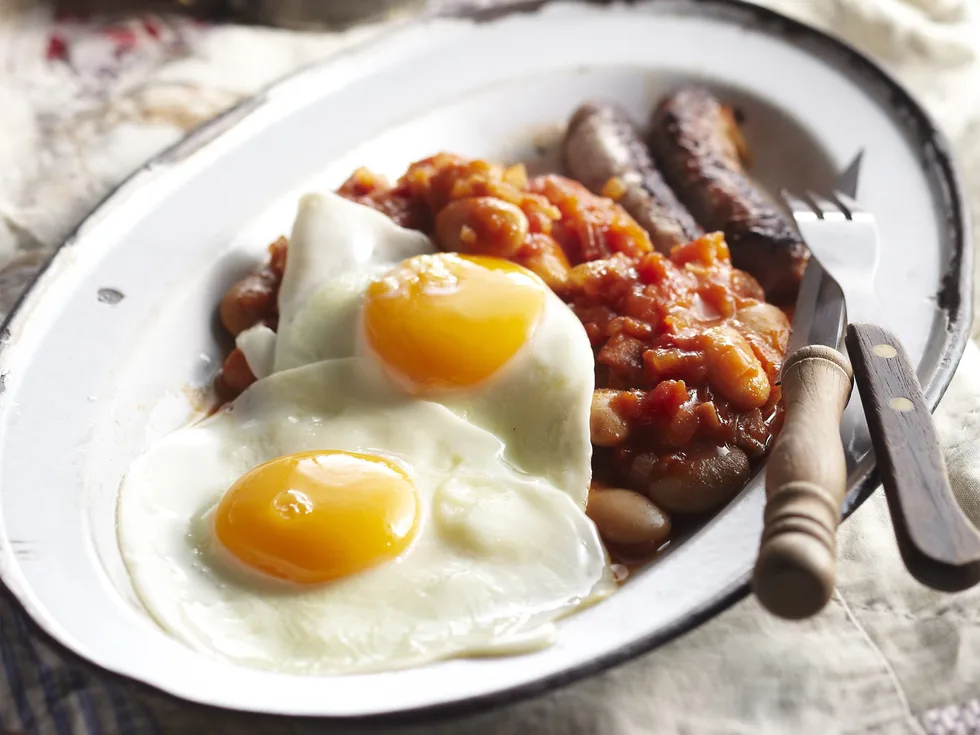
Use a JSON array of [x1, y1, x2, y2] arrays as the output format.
[[783, 260, 846, 357]]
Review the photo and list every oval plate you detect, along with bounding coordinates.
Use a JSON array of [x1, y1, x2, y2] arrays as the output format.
[[0, 0, 971, 721]]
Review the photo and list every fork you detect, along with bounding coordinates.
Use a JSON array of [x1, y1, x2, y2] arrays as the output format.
[[782, 190, 980, 592]]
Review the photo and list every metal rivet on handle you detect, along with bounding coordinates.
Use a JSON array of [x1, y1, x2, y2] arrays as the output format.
[[890, 397, 914, 412], [873, 344, 898, 358]]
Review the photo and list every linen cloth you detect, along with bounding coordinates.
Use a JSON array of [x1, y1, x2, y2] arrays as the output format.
[[3, 0, 980, 732]]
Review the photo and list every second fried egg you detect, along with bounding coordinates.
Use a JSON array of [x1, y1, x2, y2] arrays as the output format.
[[118, 359, 612, 674]]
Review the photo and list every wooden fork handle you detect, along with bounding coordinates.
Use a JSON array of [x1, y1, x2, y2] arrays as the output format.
[[753, 345, 853, 620], [846, 323, 980, 591]]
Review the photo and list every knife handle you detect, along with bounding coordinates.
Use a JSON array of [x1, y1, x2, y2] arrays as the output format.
[[753, 345, 853, 619], [846, 323, 980, 591]]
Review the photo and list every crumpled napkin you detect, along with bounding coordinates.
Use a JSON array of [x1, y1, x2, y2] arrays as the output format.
[[2, 0, 980, 733]]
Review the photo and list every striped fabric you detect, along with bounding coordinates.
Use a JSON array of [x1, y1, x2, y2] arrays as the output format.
[[924, 702, 980, 735], [0, 587, 162, 735]]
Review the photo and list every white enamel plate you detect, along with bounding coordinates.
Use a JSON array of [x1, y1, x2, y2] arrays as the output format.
[[0, 0, 970, 721]]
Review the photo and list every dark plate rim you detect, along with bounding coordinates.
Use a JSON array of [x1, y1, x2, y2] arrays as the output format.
[[0, 0, 972, 726]]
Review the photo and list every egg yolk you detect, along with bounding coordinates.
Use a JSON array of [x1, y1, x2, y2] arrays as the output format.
[[363, 253, 547, 393], [214, 451, 418, 584]]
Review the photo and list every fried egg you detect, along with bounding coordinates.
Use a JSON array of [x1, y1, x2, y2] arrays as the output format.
[[118, 359, 612, 674], [239, 192, 595, 505]]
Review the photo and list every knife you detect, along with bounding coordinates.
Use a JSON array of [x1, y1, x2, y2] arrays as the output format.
[[793, 163, 980, 593], [752, 230, 853, 620], [827, 180, 980, 592]]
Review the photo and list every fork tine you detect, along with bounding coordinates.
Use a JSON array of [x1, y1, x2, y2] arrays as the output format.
[[836, 149, 864, 199], [805, 191, 848, 221], [832, 190, 863, 217], [781, 189, 818, 217]]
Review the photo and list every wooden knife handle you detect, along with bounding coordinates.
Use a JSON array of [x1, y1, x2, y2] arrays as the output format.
[[846, 323, 980, 591], [753, 345, 853, 619]]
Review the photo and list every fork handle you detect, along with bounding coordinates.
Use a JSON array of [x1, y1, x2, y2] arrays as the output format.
[[753, 345, 853, 619], [846, 324, 980, 591]]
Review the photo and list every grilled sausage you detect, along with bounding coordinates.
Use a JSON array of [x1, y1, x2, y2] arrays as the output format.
[[562, 101, 702, 252], [648, 88, 808, 304]]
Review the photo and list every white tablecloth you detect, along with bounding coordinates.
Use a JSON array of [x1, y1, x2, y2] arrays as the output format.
[[3, 0, 980, 732]]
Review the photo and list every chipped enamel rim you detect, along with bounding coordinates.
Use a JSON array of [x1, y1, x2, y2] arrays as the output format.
[[0, 0, 971, 723]]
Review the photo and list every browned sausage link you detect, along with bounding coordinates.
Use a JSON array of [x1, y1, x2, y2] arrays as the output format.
[[586, 485, 672, 548], [648, 88, 808, 304], [630, 445, 750, 514], [590, 389, 632, 447], [562, 101, 702, 252]]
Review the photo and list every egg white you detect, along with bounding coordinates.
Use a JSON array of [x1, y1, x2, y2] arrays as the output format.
[[272, 192, 436, 373], [118, 359, 612, 675], [238, 192, 595, 507]]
